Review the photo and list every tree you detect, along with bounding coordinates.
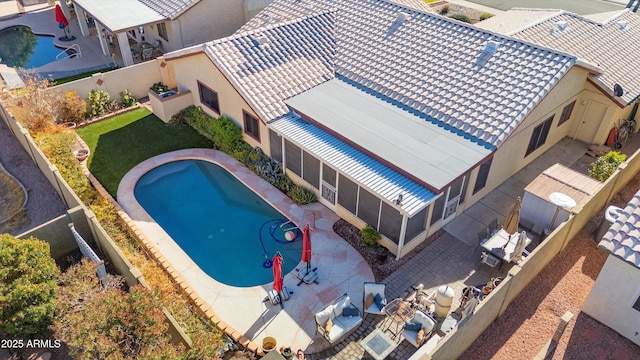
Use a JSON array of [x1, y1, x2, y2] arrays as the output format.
[[0, 234, 59, 337], [54, 260, 223, 359], [0, 74, 60, 133]]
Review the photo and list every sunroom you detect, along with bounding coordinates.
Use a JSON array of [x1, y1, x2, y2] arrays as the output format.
[[268, 78, 492, 257]]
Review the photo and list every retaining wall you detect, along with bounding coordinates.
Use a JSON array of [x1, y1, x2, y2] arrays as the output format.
[[426, 151, 640, 359]]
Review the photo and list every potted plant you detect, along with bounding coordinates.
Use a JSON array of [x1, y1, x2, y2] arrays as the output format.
[[376, 245, 390, 264]]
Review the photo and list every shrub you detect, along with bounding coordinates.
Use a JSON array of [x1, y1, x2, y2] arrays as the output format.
[[0, 234, 59, 337], [150, 82, 169, 94], [588, 150, 627, 181], [119, 89, 137, 108], [449, 13, 472, 23], [439, 5, 449, 15], [361, 224, 381, 246], [480, 13, 494, 21], [181, 106, 244, 154], [86, 89, 114, 117], [288, 184, 317, 204], [34, 131, 93, 201], [58, 91, 87, 124]]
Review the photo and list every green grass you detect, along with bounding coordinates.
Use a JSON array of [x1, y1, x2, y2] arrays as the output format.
[[51, 67, 118, 85], [76, 108, 213, 196]]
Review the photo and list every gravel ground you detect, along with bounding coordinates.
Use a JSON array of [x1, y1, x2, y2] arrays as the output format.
[[0, 119, 67, 235], [463, 174, 640, 359]]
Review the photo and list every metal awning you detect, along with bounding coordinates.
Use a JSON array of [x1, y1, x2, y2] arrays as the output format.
[[284, 78, 492, 191], [270, 113, 436, 216], [74, 0, 165, 32]]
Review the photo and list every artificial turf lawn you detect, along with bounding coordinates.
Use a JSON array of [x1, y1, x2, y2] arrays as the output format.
[[76, 107, 213, 197]]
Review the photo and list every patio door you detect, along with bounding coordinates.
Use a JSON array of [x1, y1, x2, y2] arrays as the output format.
[[320, 163, 336, 210], [442, 176, 466, 225]]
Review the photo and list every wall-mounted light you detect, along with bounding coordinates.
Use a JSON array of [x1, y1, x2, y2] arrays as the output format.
[[138, 25, 144, 34]]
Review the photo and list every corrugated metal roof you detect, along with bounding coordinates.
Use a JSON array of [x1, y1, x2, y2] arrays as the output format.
[[599, 189, 640, 268], [524, 163, 601, 208], [285, 78, 491, 190], [270, 113, 436, 216]]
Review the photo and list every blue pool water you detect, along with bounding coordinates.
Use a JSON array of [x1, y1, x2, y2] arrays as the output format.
[[134, 160, 303, 287], [0, 26, 76, 68]]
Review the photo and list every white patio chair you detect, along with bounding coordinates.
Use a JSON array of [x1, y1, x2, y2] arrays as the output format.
[[142, 48, 154, 61], [363, 282, 386, 319], [402, 310, 436, 347]]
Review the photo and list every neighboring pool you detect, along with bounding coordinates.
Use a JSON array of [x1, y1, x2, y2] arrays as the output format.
[[0, 26, 76, 68], [134, 160, 303, 287]]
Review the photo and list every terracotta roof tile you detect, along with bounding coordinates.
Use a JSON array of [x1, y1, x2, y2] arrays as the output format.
[[170, 0, 576, 148], [138, 0, 197, 18], [478, 8, 640, 105], [599, 191, 640, 268]]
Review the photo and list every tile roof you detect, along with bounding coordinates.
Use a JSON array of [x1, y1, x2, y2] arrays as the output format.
[[239, 0, 434, 32], [138, 0, 198, 18], [204, 12, 336, 122], [270, 113, 436, 216], [599, 190, 640, 268], [477, 8, 640, 105], [174, 0, 576, 148]]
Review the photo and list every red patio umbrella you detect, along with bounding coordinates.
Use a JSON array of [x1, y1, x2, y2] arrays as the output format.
[[55, 4, 74, 41], [272, 252, 283, 293], [302, 224, 312, 272]]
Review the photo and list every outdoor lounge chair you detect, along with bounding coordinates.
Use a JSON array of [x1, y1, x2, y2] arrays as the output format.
[[363, 282, 386, 319], [402, 310, 436, 347], [314, 293, 362, 346], [142, 48, 154, 61]]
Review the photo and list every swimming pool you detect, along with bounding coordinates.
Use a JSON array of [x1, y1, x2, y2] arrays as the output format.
[[0, 26, 76, 68], [134, 160, 303, 287]]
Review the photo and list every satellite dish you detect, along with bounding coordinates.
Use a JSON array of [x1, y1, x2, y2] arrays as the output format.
[[614, 83, 624, 97]]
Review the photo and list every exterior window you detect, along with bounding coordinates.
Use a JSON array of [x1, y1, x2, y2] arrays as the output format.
[[473, 158, 492, 194], [157, 22, 168, 41], [338, 175, 358, 214], [558, 100, 576, 126], [633, 294, 640, 312], [284, 140, 301, 176], [406, 206, 428, 241], [198, 81, 219, 114], [302, 151, 320, 189], [379, 201, 402, 243], [268, 129, 282, 163], [526, 116, 553, 156], [430, 195, 445, 226], [357, 188, 381, 229], [243, 112, 260, 141]]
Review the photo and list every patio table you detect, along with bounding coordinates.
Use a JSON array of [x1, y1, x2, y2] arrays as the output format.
[[381, 298, 414, 340], [360, 328, 398, 360], [481, 229, 531, 263]]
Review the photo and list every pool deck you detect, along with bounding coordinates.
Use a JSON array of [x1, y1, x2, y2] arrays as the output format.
[[0, 2, 115, 79], [117, 148, 374, 353]]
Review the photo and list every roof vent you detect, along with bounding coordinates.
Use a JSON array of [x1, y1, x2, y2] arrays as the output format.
[[476, 40, 501, 67], [482, 40, 501, 54], [617, 20, 630, 31], [396, 12, 410, 22], [556, 21, 569, 31], [251, 35, 269, 47]]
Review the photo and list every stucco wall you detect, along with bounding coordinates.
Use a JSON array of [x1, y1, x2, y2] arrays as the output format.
[[463, 67, 589, 208], [583, 256, 640, 346], [172, 0, 246, 49], [169, 52, 267, 148], [51, 61, 162, 101]]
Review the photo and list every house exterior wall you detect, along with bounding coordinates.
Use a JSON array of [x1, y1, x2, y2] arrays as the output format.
[[173, 0, 246, 49], [583, 255, 640, 346], [169, 53, 267, 149], [461, 67, 590, 209]]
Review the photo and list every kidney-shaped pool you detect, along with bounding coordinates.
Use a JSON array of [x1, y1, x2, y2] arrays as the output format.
[[134, 159, 302, 287]]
